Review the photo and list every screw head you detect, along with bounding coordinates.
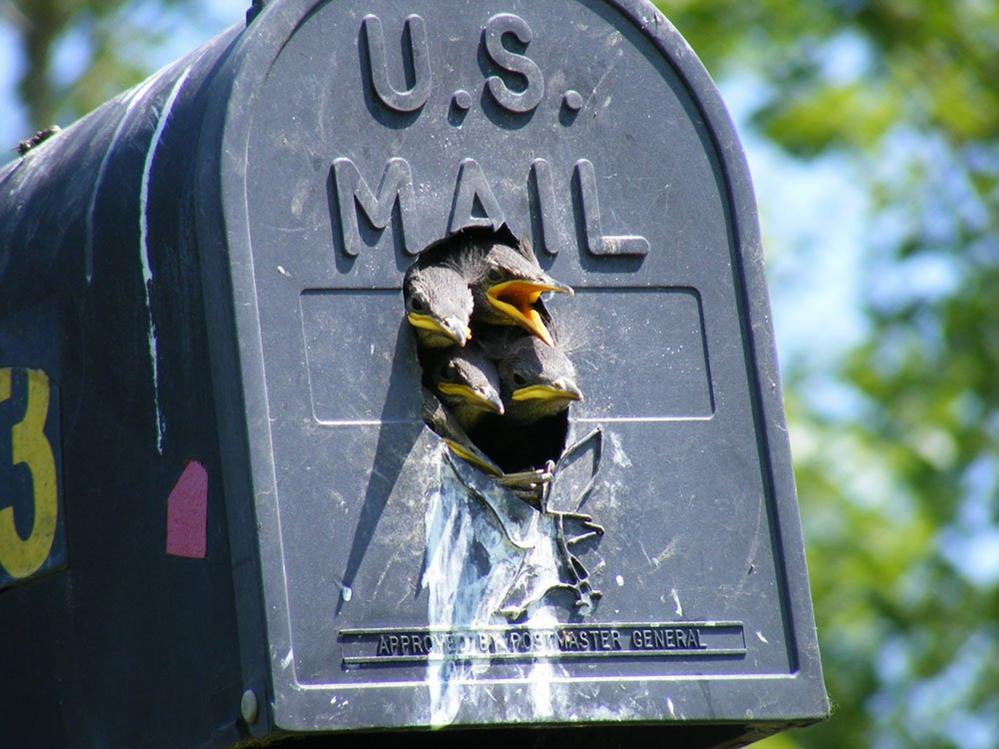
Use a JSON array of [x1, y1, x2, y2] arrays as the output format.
[[563, 90, 584, 111], [241, 689, 259, 724], [453, 89, 473, 111]]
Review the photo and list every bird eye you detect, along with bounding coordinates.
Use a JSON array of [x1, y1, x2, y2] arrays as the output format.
[[513, 373, 527, 387], [439, 365, 456, 382], [410, 296, 427, 312], [486, 267, 504, 284]]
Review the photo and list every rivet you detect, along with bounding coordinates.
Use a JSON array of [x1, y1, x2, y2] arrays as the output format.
[[563, 90, 584, 111], [453, 89, 473, 111], [241, 689, 259, 724]]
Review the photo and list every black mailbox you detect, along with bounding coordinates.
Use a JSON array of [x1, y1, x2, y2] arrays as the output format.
[[0, 1, 828, 746]]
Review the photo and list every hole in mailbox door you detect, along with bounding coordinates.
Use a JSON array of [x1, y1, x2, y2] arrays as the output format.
[[403, 227, 605, 621], [403, 227, 581, 502]]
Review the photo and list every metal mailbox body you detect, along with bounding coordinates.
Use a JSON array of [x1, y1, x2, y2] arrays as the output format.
[[0, 0, 828, 746]]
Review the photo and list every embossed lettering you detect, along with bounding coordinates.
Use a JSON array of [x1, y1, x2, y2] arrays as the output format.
[[332, 157, 417, 256], [449, 158, 505, 233], [362, 14, 432, 113], [530, 158, 560, 254], [344, 623, 737, 665], [575, 159, 650, 256], [483, 14, 544, 113], [626, 627, 706, 650]]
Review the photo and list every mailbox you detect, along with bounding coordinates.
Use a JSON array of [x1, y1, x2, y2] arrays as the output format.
[[0, 0, 828, 746]]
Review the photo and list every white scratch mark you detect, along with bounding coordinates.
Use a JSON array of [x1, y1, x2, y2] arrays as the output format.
[[670, 587, 683, 617], [637, 540, 651, 565], [85, 72, 166, 284], [280, 650, 294, 669], [139, 65, 192, 454], [666, 697, 676, 718], [584, 57, 620, 109], [277, 265, 290, 277], [755, 630, 769, 644]]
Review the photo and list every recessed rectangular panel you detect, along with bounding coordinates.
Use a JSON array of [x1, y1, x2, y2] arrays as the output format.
[[301, 290, 422, 424], [551, 288, 714, 421], [301, 288, 712, 426]]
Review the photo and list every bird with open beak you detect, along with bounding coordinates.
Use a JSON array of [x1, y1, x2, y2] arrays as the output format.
[[495, 332, 583, 424], [463, 236, 573, 347], [421, 343, 504, 431], [403, 263, 473, 348]]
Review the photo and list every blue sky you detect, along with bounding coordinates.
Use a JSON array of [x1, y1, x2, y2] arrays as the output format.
[[0, 0, 245, 153]]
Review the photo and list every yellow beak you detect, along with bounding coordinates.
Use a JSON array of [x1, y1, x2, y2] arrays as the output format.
[[437, 383, 504, 414], [445, 440, 502, 476], [407, 313, 471, 346], [511, 379, 583, 402], [485, 279, 572, 346]]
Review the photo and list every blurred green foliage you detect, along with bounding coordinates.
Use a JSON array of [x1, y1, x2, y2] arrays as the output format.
[[3, 0, 192, 128], [3, 0, 996, 746], [658, 1, 999, 747]]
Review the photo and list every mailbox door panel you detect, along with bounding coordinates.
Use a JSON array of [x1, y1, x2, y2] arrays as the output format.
[[205, 0, 828, 733]]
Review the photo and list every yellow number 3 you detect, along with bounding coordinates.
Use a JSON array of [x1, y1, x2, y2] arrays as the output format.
[[0, 368, 58, 579]]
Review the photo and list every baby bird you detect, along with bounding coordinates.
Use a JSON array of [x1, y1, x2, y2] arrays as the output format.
[[469, 331, 583, 474], [421, 388, 504, 478], [494, 333, 583, 424], [403, 263, 473, 348], [458, 235, 572, 347], [421, 343, 504, 431]]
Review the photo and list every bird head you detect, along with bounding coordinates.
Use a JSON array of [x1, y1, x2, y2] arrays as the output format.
[[498, 334, 583, 422], [427, 345, 504, 416], [472, 241, 573, 346], [403, 264, 473, 347]]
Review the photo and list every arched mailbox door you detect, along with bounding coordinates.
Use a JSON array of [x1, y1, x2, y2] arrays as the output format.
[[202, 0, 828, 739], [0, 0, 826, 746]]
